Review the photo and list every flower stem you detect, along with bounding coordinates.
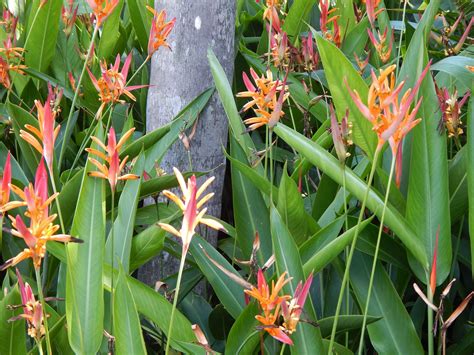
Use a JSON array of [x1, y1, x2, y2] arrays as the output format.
[[342, 161, 350, 348], [35, 338, 44, 355], [358, 155, 396, 354], [395, 0, 408, 79], [280, 344, 286, 355], [110, 189, 116, 340], [165, 250, 187, 355], [58, 24, 99, 170], [327, 147, 381, 355], [35, 267, 52, 355], [427, 280, 434, 355]]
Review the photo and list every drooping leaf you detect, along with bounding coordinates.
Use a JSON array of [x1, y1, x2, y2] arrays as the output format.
[[125, 0, 152, 52], [98, 0, 124, 59], [283, 0, 316, 40], [273, 123, 428, 268], [189, 235, 246, 319], [129, 224, 166, 272]]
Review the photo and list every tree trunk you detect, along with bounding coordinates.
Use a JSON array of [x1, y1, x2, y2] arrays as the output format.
[[138, 0, 235, 286]]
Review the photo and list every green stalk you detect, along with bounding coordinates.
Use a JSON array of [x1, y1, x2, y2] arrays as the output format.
[[35, 338, 44, 355], [358, 156, 396, 354], [395, 0, 408, 79], [58, 24, 99, 170], [35, 267, 52, 355], [342, 162, 350, 348], [327, 147, 381, 355], [427, 280, 434, 355], [110, 189, 116, 341], [165, 249, 187, 355], [280, 344, 286, 355]]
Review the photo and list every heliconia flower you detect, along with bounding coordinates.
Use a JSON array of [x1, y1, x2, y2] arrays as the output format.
[[330, 105, 352, 162], [20, 96, 60, 171], [445, 17, 473, 56], [2, 159, 54, 225], [0, 9, 17, 37], [87, 53, 146, 118], [86, 127, 139, 191], [354, 51, 370, 73], [281, 273, 313, 334], [159, 168, 226, 254], [347, 63, 429, 152], [86, 0, 119, 26], [270, 28, 290, 69], [256, 306, 293, 345], [237, 69, 289, 131], [301, 31, 319, 72], [0, 37, 24, 59], [10, 269, 45, 340], [0, 152, 11, 208], [146, 6, 176, 57], [436, 85, 470, 138], [362, 0, 381, 27], [319, 0, 341, 47], [258, 0, 283, 22], [245, 269, 291, 314], [368, 28, 393, 63], [62, 0, 78, 37], [430, 228, 439, 296], [0, 57, 26, 89], [466, 65, 474, 73], [0, 161, 81, 271]]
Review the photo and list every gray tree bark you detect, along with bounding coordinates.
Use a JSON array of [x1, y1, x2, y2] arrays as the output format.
[[138, 0, 235, 286]]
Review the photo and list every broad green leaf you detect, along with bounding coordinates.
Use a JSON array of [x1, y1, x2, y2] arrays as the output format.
[[315, 34, 377, 158], [449, 146, 468, 223], [341, 18, 369, 57], [319, 315, 381, 338], [322, 340, 353, 355], [98, 0, 124, 59], [405, 46, 451, 285], [106, 152, 145, 273], [349, 252, 424, 354], [0, 286, 26, 355], [126, 0, 152, 52], [53, 168, 83, 229], [270, 206, 324, 354], [66, 126, 105, 354], [189, 235, 245, 319], [283, 0, 316, 40], [120, 123, 170, 159], [129, 224, 166, 272], [7, 102, 41, 175], [25, 0, 62, 72], [103, 265, 195, 345], [230, 135, 272, 261], [302, 218, 372, 275], [277, 167, 308, 245], [225, 302, 260, 355], [468, 96, 474, 278], [273, 123, 428, 268], [114, 266, 147, 355], [208, 49, 260, 165], [433, 56, 474, 94], [335, 0, 356, 38]]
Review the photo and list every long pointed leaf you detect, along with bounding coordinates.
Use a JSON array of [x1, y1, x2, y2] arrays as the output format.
[[66, 126, 105, 354]]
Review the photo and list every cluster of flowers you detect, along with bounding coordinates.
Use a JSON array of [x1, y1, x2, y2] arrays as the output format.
[[244, 269, 313, 345], [0, 0, 176, 342]]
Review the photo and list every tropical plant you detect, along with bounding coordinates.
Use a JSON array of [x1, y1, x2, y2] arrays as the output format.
[[0, 0, 473, 354]]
